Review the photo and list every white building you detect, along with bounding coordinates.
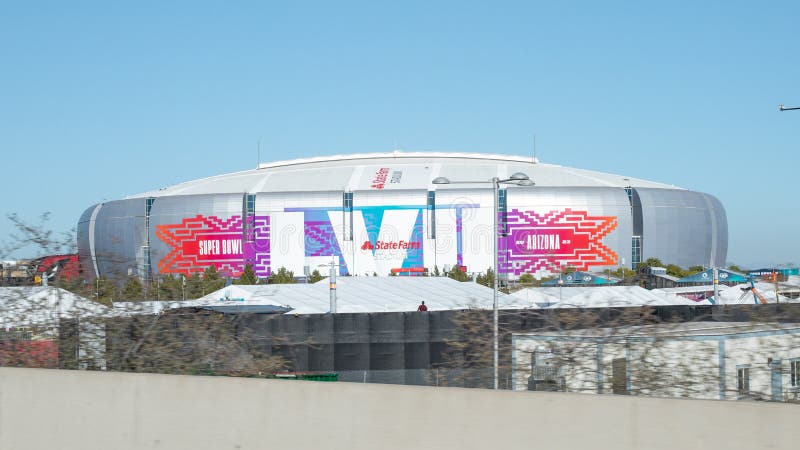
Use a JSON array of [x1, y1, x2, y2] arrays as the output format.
[[512, 322, 800, 402]]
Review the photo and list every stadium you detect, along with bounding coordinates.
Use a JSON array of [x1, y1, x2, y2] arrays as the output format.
[[77, 152, 727, 281]]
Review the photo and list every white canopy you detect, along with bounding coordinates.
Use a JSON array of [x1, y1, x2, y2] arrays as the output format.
[[114, 277, 535, 315], [712, 282, 800, 305], [0, 287, 112, 329], [511, 285, 710, 308]]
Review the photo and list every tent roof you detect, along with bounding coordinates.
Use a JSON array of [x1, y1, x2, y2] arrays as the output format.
[[653, 285, 729, 294], [712, 282, 800, 305], [0, 287, 111, 328], [511, 285, 710, 308], [113, 278, 536, 315]]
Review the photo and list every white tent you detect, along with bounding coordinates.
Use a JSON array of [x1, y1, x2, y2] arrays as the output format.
[[511, 286, 710, 309], [0, 286, 112, 329], [301, 277, 533, 314], [114, 277, 536, 315], [113, 283, 314, 315], [713, 282, 800, 305]]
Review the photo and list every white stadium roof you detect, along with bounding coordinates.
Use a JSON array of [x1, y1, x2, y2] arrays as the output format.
[[128, 151, 681, 198]]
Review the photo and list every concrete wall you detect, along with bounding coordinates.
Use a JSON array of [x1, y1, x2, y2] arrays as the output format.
[[1, 367, 798, 450]]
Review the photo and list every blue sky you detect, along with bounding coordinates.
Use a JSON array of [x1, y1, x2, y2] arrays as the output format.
[[1, 1, 798, 267]]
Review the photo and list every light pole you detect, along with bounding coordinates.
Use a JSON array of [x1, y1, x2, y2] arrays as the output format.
[[317, 259, 340, 313], [779, 104, 800, 111], [433, 172, 534, 390], [328, 259, 337, 314]]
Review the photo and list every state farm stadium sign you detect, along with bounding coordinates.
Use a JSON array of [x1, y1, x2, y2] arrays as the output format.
[[361, 240, 421, 250], [370, 167, 403, 189]]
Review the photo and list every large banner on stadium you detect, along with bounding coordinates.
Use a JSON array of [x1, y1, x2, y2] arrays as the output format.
[[288, 206, 424, 276], [155, 215, 271, 277], [153, 207, 618, 278], [499, 208, 618, 275]]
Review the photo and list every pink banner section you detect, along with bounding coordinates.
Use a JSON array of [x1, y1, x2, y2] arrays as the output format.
[[156, 214, 271, 277], [499, 208, 618, 275]]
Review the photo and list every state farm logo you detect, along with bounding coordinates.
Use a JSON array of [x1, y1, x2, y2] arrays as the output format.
[[371, 168, 390, 189], [370, 167, 403, 189], [361, 240, 420, 250]]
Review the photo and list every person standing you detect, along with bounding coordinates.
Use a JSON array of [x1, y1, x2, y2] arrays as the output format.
[[417, 301, 428, 311]]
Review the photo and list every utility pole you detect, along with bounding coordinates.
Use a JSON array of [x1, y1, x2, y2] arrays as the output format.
[[329, 259, 337, 313], [712, 266, 719, 305], [432, 172, 533, 390], [492, 177, 500, 391], [774, 270, 780, 303]]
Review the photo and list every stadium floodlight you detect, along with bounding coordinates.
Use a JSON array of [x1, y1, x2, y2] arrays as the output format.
[[431, 172, 534, 390]]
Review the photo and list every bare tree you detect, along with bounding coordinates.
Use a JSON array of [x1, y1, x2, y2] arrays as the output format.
[[0, 212, 76, 259]]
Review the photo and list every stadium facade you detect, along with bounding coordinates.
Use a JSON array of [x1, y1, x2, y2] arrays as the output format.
[[77, 152, 727, 280]]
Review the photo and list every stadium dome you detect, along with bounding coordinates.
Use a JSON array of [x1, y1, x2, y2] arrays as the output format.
[[77, 152, 727, 280]]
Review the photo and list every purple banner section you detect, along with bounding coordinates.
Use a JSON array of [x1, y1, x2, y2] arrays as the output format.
[[244, 215, 271, 278], [456, 208, 464, 267]]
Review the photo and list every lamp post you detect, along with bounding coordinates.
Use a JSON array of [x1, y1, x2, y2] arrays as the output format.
[[329, 259, 337, 313], [317, 259, 340, 313], [433, 172, 534, 390], [779, 104, 800, 111]]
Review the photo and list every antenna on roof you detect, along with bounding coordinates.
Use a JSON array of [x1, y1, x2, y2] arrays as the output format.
[[532, 134, 538, 164], [257, 140, 261, 168]]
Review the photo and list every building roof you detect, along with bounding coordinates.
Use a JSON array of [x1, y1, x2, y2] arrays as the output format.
[[127, 151, 682, 198], [514, 322, 800, 341], [540, 271, 619, 286], [676, 268, 748, 283]]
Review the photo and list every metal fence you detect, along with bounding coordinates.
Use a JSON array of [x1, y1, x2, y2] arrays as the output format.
[[4, 294, 800, 401]]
